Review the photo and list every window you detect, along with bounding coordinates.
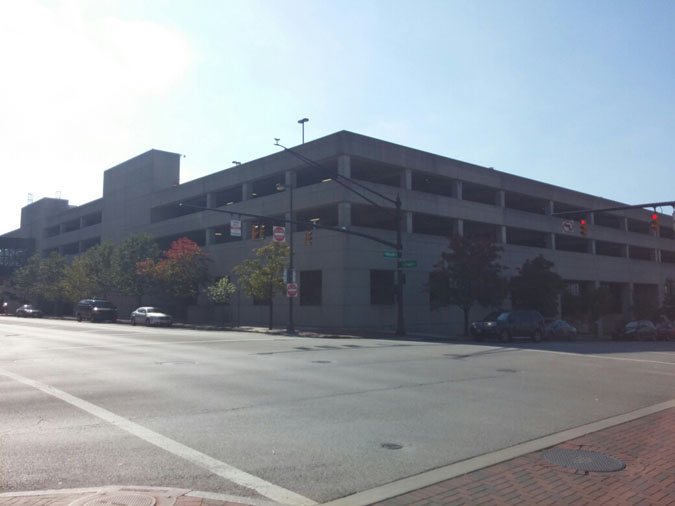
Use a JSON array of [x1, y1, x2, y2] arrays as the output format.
[[300, 270, 322, 306], [370, 269, 394, 305]]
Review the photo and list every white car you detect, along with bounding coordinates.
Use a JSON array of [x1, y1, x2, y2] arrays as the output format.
[[130, 307, 173, 327]]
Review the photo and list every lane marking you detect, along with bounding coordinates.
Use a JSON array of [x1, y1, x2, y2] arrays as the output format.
[[518, 346, 675, 366], [0, 367, 316, 506], [321, 399, 675, 506]]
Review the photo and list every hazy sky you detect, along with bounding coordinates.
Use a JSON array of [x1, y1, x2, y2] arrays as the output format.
[[1, 0, 673, 233]]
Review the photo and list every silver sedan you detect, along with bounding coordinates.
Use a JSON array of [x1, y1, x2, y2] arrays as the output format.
[[130, 307, 173, 327]]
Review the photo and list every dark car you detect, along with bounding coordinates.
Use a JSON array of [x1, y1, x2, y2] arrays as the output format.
[[613, 320, 657, 341], [470, 311, 502, 340], [16, 304, 42, 318], [546, 319, 577, 340], [75, 298, 118, 323], [654, 317, 675, 340], [493, 310, 546, 342]]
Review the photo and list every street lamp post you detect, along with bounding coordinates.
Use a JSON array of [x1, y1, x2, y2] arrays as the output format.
[[298, 118, 308, 144], [287, 178, 296, 334]]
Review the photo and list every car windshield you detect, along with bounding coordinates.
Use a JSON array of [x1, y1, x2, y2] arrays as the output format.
[[497, 313, 510, 321], [92, 301, 114, 308], [146, 307, 165, 314]]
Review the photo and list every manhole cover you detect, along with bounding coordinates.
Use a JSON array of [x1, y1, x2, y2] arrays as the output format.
[[312, 360, 331, 364], [83, 494, 156, 506], [542, 449, 625, 472], [381, 443, 403, 450]]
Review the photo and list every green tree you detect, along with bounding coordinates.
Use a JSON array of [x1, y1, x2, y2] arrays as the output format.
[[39, 252, 68, 314], [11, 253, 42, 303], [430, 235, 507, 336], [113, 234, 161, 306], [509, 255, 564, 316], [79, 243, 117, 298], [206, 276, 237, 304], [233, 242, 289, 330], [61, 256, 96, 302]]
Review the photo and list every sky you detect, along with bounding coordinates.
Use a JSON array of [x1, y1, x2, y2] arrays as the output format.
[[1, 0, 674, 233]]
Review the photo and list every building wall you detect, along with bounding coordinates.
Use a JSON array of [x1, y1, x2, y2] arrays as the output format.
[[3, 132, 674, 332]]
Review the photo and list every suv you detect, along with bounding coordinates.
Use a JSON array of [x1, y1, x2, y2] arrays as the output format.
[[494, 310, 546, 342], [75, 299, 118, 323]]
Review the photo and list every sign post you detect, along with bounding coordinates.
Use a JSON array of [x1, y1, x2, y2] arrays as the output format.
[[230, 219, 242, 237]]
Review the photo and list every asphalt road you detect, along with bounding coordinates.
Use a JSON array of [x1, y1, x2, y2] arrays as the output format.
[[1, 317, 674, 504]]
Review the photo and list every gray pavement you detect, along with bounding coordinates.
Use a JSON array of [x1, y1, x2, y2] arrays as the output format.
[[1, 317, 674, 504]]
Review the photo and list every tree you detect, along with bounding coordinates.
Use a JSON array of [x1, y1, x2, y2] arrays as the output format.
[[79, 243, 117, 298], [38, 252, 68, 314], [509, 255, 564, 316], [138, 238, 210, 311], [113, 234, 161, 306], [206, 276, 237, 305], [61, 256, 96, 302], [11, 253, 42, 303], [233, 241, 289, 330], [430, 235, 507, 336]]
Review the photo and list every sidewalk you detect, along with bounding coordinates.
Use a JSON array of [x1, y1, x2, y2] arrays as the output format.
[[368, 407, 675, 506]]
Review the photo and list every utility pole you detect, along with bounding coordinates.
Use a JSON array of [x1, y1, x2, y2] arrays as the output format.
[[298, 118, 308, 144]]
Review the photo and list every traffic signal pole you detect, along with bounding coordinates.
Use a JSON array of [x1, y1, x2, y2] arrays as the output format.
[[395, 194, 405, 336]]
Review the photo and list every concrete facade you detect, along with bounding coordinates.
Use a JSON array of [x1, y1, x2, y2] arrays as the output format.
[[3, 131, 675, 333]]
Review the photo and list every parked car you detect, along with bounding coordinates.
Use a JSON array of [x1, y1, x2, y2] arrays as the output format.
[[16, 304, 42, 318], [476, 310, 546, 342], [546, 319, 577, 340], [613, 320, 657, 341], [75, 298, 118, 323], [654, 318, 675, 340], [470, 311, 502, 340], [130, 307, 173, 327]]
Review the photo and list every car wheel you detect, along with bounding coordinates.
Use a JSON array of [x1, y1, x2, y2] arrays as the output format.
[[500, 330, 510, 343], [131, 317, 136, 326], [77, 314, 82, 322], [533, 330, 542, 342], [89, 314, 96, 322]]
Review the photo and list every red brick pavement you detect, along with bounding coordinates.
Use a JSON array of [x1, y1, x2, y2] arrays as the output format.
[[370, 408, 675, 506]]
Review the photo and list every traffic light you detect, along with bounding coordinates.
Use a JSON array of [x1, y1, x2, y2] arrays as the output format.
[[650, 213, 660, 233], [305, 230, 313, 246], [580, 219, 588, 236], [251, 225, 259, 240], [259, 225, 265, 239]]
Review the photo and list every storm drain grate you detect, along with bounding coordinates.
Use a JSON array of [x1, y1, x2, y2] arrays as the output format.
[[83, 494, 156, 506], [542, 449, 625, 472]]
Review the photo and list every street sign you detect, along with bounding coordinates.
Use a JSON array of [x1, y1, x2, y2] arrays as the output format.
[[382, 250, 398, 258], [284, 268, 296, 283], [273, 226, 286, 242], [399, 260, 418, 269], [562, 220, 574, 233], [286, 283, 298, 297], [230, 219, 241, 237]]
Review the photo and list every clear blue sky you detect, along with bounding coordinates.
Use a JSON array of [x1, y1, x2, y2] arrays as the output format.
[[1, 0, 673, 233]]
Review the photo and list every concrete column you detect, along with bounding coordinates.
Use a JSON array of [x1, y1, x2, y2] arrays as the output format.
[[622, 283, 634, 313], [496, 190, 506, 208], [242, 183, 252, 201], [588, 240, 596, 255], [545, 201, 554, 216], [652, 249, 660, 262], [404, 211, 413, 233], [206, 192, 216, 209], [205, 229, 213, 246], [452, 180, 463, 200], [499, 225, 507, 244], [338, 202, 351, 227], [621, 217, 629, 232], [454, 219, 464, 237], [402, 168, 412, 190], [623, 244, 630, 258], [337, 155, 351, 178], [547, 234, 556, 250], [657, 282, 665, 307]]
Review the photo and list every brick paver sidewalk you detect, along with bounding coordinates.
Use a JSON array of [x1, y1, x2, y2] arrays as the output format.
[[371, 408, 675, 506]]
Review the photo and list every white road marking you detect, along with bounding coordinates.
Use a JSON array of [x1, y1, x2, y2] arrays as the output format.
[[0, 366, 316, 506], [519, 346, 675, 366]]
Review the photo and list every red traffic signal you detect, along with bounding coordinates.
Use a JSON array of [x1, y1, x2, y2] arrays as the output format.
[[650, 213, 660, 232], [580, 219, 588, 236]]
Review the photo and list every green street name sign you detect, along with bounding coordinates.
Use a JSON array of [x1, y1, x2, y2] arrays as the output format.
[[399, 260, 418, 268], [382, 250, 398, 258]]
